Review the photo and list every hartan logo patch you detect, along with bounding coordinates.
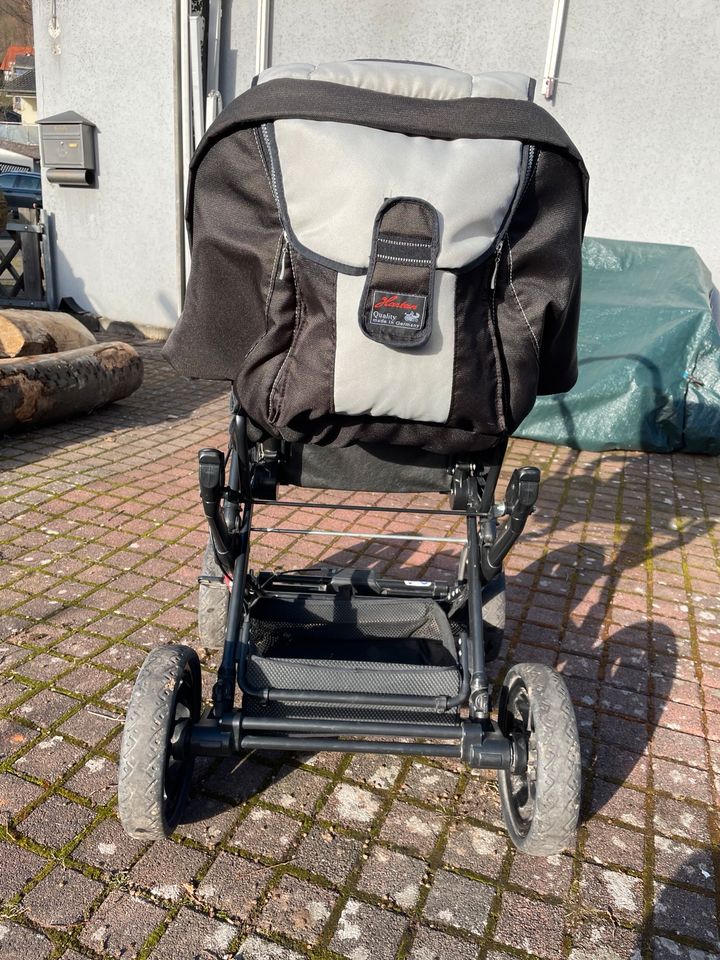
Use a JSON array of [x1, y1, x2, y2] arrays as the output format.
[[369, 290, 427, 332], [373, 294, 419, 311]]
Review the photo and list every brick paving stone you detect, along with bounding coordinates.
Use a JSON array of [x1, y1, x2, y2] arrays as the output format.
[[15, 652, 69, 681], [401, 762, 459, 805], [654, 836, 715, 890], [149, 907, 236, 960], [73, 815, 148, 872], [22, 866, 103, 927], [0, 771, 44, 816], [0, 676, 28, 708], [14, 689, 77, 728], [442, 822, 507, 878], [56, 663, 114, 696], [579, 862, 644, 923], [408, 927, 479, 960], [653, 795, 711, 844], [230, 805, 303, 860], [330, 898, 406, 960], [651, 727, 708, 768], [567, 920, 642, 960], [203, 756, 273, 804], [14, 734, 85, 782], [652, 937, 717, 960], [590, 780, 646, 829], [423, 869, 494, 935], [196, 852, 272, 921], [175, 791, 238, 846], [93, 642, 147, 671], [79, 889, 167, 958], [320, 782, 383, 828], [18, 794, 95, 848], [583, 820, 646, 872], [0, 839, 45, 899], [653, 883, 719, 948], [57, 706, 120, 746], [455, 774, 504, 829], [652, 756, 713, 803], [345, 753, 403, 790], [508, 851, 574, 897], [64, 755, 118, 805], [594, 742, 649, 787], [258, 764, 330, 813], [258, 875, 337, 946], [235, 935, 305, 959], [0, 921, 52, 960], [292, 825, 363, 884], [357, 844, 426, 909], [129, 838, 208, 901], [0, 717, 35, 759], [494, 891, 565, 959]]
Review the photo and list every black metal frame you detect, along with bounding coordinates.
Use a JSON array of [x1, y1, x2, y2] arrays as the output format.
[[188, 409, 540, 774]]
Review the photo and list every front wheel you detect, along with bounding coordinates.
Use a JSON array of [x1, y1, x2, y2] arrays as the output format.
[[118, 644, 201, 839], [497, 662, 580, 856]]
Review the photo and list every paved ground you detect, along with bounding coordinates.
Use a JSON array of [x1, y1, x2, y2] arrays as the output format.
[[0, 337, 719, 960]]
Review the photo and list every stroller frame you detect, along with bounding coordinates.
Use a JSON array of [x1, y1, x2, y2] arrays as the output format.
[[191, 406, 538, 769], [118, 404, 582, 855]]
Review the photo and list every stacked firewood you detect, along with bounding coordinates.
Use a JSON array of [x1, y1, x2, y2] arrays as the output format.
[[0, 310, 143, 431]]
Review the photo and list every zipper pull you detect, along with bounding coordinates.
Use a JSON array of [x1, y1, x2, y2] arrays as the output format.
[[490, 240, 503, 290], [279, 240, 290, 280]]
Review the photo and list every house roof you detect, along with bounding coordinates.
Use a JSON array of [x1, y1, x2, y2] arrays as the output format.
[[0, 139, 39, 160], [0, 45, 33, 72], [2, 68, 35, 95]]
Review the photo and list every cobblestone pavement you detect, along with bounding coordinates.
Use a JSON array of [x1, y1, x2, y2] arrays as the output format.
[[1, 337, 719, 960]]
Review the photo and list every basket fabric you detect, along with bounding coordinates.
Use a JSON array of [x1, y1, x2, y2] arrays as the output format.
[[165, 60, 588, 454]]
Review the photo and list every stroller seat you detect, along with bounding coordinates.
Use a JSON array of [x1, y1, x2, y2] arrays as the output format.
[[118, 59, 587, 858]]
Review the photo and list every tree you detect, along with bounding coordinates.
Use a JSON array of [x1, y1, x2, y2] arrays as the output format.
[[0, 1, 33, 50]]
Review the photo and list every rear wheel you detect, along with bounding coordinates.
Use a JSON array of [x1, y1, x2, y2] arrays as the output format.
[[497, 662, 580, 856], [118, 644, 201, 839]]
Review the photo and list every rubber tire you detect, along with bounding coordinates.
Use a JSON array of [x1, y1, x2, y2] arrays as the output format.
[[198, 540, 229, 650], [118, 644, 201, 840], [497, 662, 580, 856], [482, 572, 506, 662]]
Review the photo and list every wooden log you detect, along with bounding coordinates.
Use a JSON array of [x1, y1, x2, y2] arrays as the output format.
[[0, 342, 144, 432], [0, 309, 96, 359]]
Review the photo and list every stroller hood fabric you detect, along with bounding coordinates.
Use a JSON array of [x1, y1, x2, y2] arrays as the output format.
[[165, 59, 588, 454]]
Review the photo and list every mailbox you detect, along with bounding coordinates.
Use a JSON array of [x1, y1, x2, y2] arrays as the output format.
[[38, 111, 96, 186]]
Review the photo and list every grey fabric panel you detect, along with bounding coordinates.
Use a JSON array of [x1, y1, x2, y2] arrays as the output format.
[[259, 60, 532, 102], [334, 271, 456, 423], [187, 80, 589, 236], [273, 119, 522, 269]]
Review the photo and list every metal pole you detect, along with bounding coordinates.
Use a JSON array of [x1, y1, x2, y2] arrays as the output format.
[[542, 0, 568, 100], [255, 0, 272, 76]]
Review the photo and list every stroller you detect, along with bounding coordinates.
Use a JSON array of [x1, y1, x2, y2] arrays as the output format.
[[118, 60, 588, 857]]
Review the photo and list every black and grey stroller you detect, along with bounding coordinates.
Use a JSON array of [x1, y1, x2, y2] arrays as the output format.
[[118, 60, 588, 856]]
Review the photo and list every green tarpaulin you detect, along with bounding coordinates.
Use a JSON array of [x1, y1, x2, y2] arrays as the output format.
[[514, 237, 719, 454]]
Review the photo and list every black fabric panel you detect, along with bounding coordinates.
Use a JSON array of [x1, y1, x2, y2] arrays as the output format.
[[187, 79, 589, 236], [164, 128, 282, 381], [449, 258, 507, 435], [494, 148, 585, 427], [276, 441, 455, 492], [238, 251, 337, 436], [360, 198, 439, 348]]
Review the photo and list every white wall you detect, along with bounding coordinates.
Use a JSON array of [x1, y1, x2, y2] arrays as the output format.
[[32, 0, 183, 330], [224, 0, 720, 285]]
